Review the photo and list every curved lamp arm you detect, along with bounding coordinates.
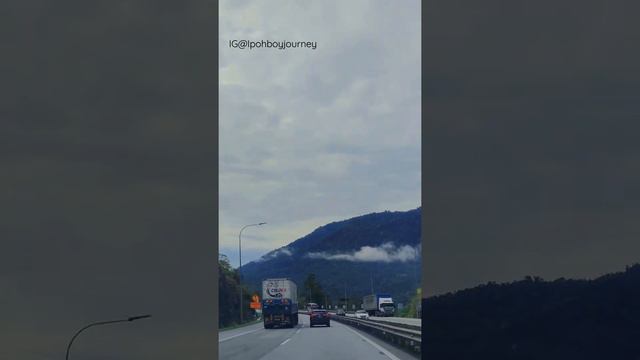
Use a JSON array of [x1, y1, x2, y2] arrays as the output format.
[[238, 222, 266, 323], [65, 315, 151, 360]]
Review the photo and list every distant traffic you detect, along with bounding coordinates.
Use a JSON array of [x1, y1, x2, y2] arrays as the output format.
[[363, 293, 395, 316]]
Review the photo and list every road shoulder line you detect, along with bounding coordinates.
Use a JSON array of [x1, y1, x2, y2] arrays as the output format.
[[344, 326, 402, 360], [218, 328, 262, 342]]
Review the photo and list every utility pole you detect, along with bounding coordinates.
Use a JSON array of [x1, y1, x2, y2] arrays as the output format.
[[344, 282, 347, 309], [370, 275, 374, 294], [414, 246, 419, 290]]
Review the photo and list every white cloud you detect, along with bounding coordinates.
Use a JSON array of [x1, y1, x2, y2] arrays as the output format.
[[256, 247, 293, 262], [306, 242, 420, 263]]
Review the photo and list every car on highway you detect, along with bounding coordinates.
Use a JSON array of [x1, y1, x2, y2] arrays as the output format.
[[335, 308, 346, 316], [355, 309, 369, 319], [309, 309, 330, 327]]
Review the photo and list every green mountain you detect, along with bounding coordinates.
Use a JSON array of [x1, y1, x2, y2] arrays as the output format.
[[240, 207, 421, 306]]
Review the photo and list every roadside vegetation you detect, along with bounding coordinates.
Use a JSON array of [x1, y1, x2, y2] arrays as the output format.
[[218, 255, 256, 328], [398, 288, 421, 318], [298, 273, 329, 306]]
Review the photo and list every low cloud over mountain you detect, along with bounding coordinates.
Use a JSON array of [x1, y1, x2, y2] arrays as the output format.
[[241, 208, 421, 304], [256, 247, 293, 262], [306, 242, 420, 263]]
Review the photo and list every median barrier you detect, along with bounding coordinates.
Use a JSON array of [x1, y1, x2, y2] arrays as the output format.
[[330, 313, 421, 355], [367, 317, 422, 332]]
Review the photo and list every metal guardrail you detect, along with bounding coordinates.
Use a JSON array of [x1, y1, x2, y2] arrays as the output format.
[[327, 313, 421, 355], [366, 317, 422, 332]]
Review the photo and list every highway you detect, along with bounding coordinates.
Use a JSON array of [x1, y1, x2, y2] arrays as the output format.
[[219, 314, 418, 360]]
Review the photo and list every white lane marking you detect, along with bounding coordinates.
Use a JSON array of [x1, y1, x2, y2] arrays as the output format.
[[218, 328, 262, 342], [280, 338, 291, 346], [295, 328, 301, 334], [343, 326, 402, 360]]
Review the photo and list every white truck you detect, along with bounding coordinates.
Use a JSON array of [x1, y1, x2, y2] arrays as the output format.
[[362, 293, 395, 317], [262, 278, 298, 328]]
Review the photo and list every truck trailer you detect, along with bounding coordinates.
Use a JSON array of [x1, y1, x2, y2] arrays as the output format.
[[262, 278, 298, 328], [362, 293, 395, 317]]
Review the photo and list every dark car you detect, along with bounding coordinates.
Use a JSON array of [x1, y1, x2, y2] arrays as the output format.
[[335, 308, 346, 316], [309, 309, 330, 327]]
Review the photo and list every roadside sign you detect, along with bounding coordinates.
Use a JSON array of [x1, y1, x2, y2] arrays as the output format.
[[250, 294, 261, 309]]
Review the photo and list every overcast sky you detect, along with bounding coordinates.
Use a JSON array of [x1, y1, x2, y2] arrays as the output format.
[[219, 0, 421, 267]]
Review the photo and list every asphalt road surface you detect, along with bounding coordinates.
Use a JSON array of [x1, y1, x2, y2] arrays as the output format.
[[218, 314, 418, 360]]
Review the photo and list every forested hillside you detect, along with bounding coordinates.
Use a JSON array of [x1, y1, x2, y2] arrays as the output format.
[[240, 208, 421, 306]]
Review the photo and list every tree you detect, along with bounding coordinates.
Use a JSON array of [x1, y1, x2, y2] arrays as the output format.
[[303, 273, 326, 304], [218, 255, 254, 328]]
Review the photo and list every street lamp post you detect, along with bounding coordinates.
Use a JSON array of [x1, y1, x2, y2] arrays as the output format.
[[239, 222, 266, 324], [65, 314, 151, 360]]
